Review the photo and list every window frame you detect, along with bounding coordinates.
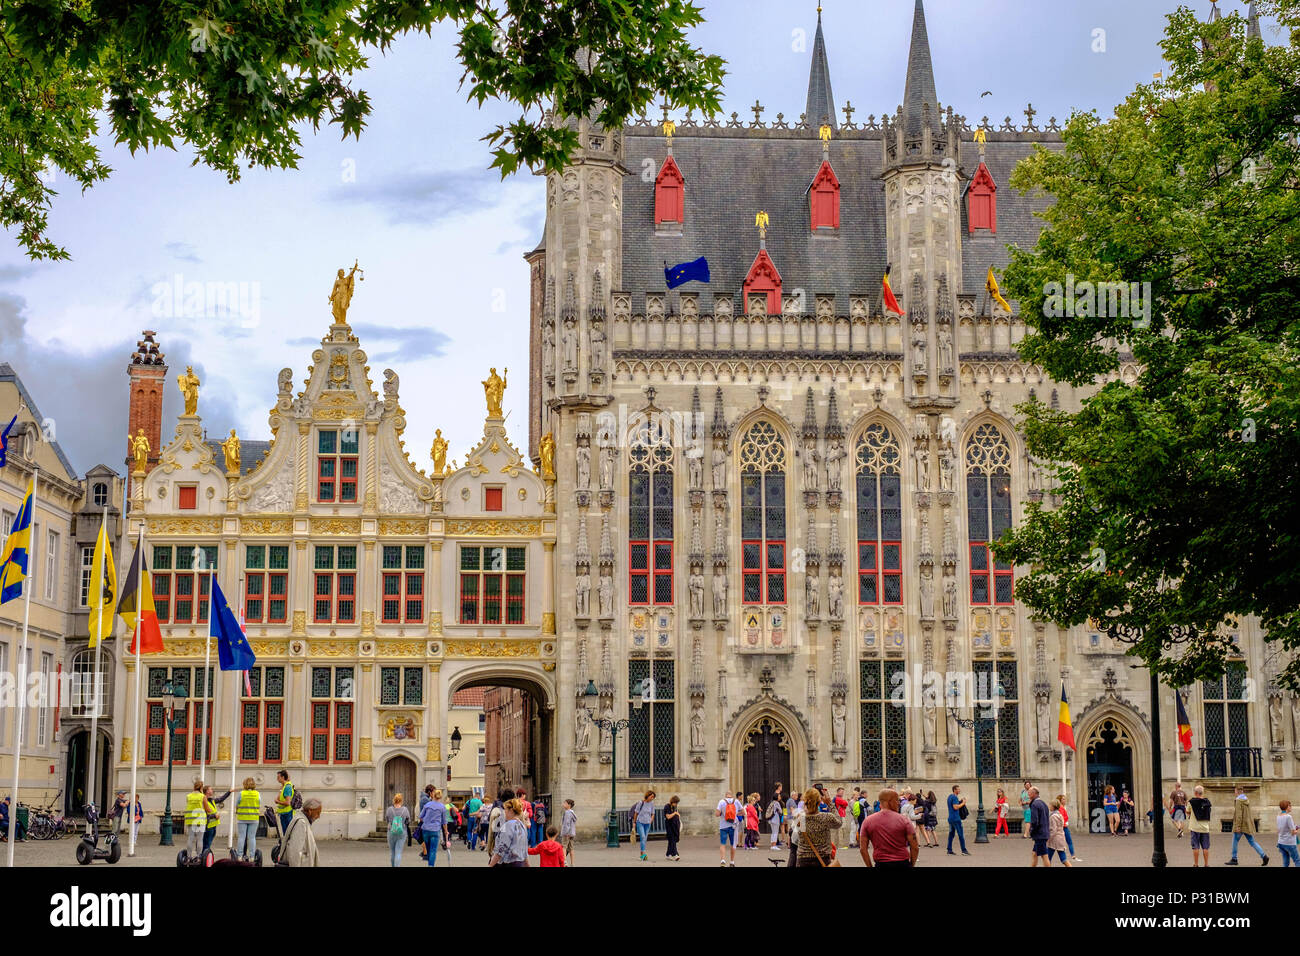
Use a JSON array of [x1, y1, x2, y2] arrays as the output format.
[[151, 544, 218, 624], [313, 545, 358, 624], [457, 545, 527, 625], [316, 428, 359, 503], [239, 665, 285, 764], [628, 440, 674, 606], [244, 544, 290, 624], [965, 424, 1015, 607], [309, 666, 354, 765], [381, 545, 425, 624]]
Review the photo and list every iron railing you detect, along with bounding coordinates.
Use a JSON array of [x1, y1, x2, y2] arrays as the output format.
[[1199, 746, 1262, 778]]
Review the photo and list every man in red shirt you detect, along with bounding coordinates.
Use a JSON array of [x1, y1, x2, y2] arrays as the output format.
[[860, 788, 920, 869], [833, 787, 850, 847]]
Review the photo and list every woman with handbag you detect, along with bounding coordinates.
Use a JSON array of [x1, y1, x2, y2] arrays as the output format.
[[994, 788, 1010, 838], [797, 787, 842, 867], [489, 799, 530, 868]]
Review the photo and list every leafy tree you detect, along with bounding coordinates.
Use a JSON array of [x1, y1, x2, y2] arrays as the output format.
[[0, 0, 725, 259], [997, 1, 1300, 688]]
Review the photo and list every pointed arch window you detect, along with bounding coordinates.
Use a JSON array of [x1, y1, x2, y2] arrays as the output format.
[[856, 423, 903, 604], [654, 155, 685, 226], [809, 160, 840, 231], [629, 430, 674, 605], [739, 421, 787, 605], [965, 423, 1014, 605], [967, 162, 997, 234]]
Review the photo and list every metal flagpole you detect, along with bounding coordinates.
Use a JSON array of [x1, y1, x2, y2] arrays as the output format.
[[200, 564, 213, 786], [85, 506, 107, 817], [7, 468, 38, 868], [1175, 692, 1182, 789], [127, 522, 144, 857], [228, 572, 243, 850]]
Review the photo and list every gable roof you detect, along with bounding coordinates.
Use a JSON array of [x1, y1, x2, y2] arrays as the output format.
[[0, 361, 79, 481]]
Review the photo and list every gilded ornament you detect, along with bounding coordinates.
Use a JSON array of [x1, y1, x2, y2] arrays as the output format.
[[292, 611, 307, 635], [538, 431, 556, 479], [431, 429, 448, 475], [542, 612, 556, 635], [444, 518, 541, 536], [129, 430, 150, 473], [308, 640, 357, 658], [120, 738, 133, 763], [482, 367, 508, 419], [429, 612, 443, 634], [217, 736, 232, 762], [360, 611, 376, 637], [178, 365, 200, 416], [288, 737, 303, 761], [427, 737, 442, 762], [240, 517, 292, 536], [220, 428, 241, 474], [443, 640, 541, 659], [328, 261, 362, 325], [310, 517, 363, 535], [358, 737, 373, 761], [378, 518, 426, 536]]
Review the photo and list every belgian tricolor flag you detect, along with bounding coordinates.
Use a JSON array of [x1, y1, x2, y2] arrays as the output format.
[[882, 266, 906, 316], [117, 541, 163, 654], [1057, 682, 1076, 751], [1176, 691, 1193, 753]]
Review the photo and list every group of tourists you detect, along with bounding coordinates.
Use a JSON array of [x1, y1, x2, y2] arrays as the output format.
[[1165, 781, 1297, 867]]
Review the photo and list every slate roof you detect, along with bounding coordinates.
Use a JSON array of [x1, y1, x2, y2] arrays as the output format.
[[901, 0, 941, 141], [804, 11, 836, 131], [0, 361, 79, 480]]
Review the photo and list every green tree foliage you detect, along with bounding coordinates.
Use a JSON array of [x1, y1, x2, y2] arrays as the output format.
[[0, 0, 725, 259], [997, 2, 1300, 688]]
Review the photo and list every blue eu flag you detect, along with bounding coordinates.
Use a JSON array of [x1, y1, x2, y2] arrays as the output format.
[[664, 257, 710, 289], [211, 578, 256, 671]]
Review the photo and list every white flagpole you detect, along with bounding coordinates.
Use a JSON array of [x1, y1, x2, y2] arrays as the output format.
[[86, 506, 107, 817], [127, 522, 144, 857], [200, 565, 213, 786], [228, 572, 243, 850], [1175, 692, 1182, 789], [7, 468, 38, 868]]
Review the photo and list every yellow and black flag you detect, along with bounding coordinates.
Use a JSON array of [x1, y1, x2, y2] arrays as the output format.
[[986, 265, 1012, 313], [88, 519, 116, 647]]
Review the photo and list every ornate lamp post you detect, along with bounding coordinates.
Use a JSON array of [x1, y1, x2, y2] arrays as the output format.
[[158, 680, 188, 847], [947, 678, 1005, 844], [584, 678, 648, 848]]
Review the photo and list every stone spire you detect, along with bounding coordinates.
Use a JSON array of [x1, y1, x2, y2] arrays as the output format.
[[901, 0, 941, 141], [824, 388, 844, 440], [1208, 0, 1221, 23], [801, 386, 819, 440], [711, 387, 728, 439], [1247, 2, 1261, 42], [576, 510, 591, 566], [563, 272, 577, 321], [804, 6, 837, 130], [588, 269, 605, 320], [691, 386, 703, 443]]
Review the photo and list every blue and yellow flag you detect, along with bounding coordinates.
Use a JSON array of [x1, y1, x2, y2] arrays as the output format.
[[211, 578, 256, 672], [0, 477, 34, 604], [0, 415, 16, 468], [664, 257, 710, 289]]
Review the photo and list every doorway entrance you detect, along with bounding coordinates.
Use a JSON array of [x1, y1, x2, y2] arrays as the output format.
[[65, 730, 112, 816], [741, 717, 791, 834], [384, 755, 417, 810], [1086, 719, 1135, 832]]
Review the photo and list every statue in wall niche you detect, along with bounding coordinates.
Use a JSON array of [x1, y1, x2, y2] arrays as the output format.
[[575, 570, 591, 616], [824, 439, 846, 492], [832, 700, 847, 750], [687, 437, 704, 490], [1292, 695, 1300, 747], [598, 573, 613, 617], [924, 699, 938, 749], [1270, 695, 1285, 748], [946, 707, 960, 748], [942, 577, 957, 619], [600, 701, 614, 750], [1029, 457, 1044, 493], [919, 570, 934, 618], [712, 442, 727, 490], [562, 316, 578, 370], [916, 446, 931, 492], [576, 444, 591, 490], [805, 572, 820, 618], [590, 321, 606, 369], [575, 704, 591, 750], [691, 705, 706, 750], [939, 448, 954, 492], [827, 572, 843, 620], [912, 328, 927, 373], [1036, 693, 1052, 749], [542, 321, 555, 376], [689, 570, 705, 618], [599, 444, 615, 490], [712, 567, 728, 617], [938, 327, 954, 372], [802, 438, 820, 491]]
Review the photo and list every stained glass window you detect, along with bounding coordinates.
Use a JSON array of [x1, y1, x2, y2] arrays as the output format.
[[629, 435, 674, 605], [966, 424, 1014, 605], [740, 422, 787, 605], [856, 423, 903, 606], [627, 660, 675, 777]]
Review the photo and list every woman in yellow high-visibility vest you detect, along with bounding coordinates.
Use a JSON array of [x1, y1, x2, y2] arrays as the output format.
[[184, 780, 207, 860], [201, 784, 232, 857], [235, 778, 261, 862]]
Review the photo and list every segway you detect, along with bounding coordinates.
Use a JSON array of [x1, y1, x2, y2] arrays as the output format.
[[226, 810, 266, 867], [175, 815, 216, 867], [75, 804, 122, 865]]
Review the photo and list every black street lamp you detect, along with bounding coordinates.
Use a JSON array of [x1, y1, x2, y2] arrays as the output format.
[[448, 726, 462, 761], [158, 680, 188, 847], [947, 678, 1005, 845], [583, 678, 648, 849]]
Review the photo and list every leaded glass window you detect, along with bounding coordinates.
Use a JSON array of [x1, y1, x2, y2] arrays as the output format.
[[860, 659, 907, 778], [629, 434, 674, 605], [740, 421, 787, 604], [627, 660, 675, 777], [966, 423, 1014, 605], [856, 423, 903, 605], [1203, 661, 1250, 777]]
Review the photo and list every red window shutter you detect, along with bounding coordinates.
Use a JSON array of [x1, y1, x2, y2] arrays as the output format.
[[485, 487, 503, 512], [743, 249, 783, 314], [809, 160, 840, 230], [178, 485, 197, 510], [967, 162, 997, 234], [654, 155, 686, 225]]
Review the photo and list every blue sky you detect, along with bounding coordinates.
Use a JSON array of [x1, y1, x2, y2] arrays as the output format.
[[0, 1, 1247, 476]]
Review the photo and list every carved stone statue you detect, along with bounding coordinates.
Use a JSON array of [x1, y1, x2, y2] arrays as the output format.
[[576, 444, 591, 490], [220, 428, 241, 474], [912, 327, 927, 373], [827, 572, 843, 620], [919, 569, 934, 619], [482, 367, 508, 418], [916, 446, 931, 492], [542, 321, 555, 376], [1036, 693, 1051, 749], [562, 317, 578, 370], [328, 261, 361, 324], [177, 365, 200, 416], [802, 438, 820, 491], [589, 322, 606, 369], [277, 367, 293, 397], [599, 444, 615, 490], [942, 577, 957, 619], [538, 431, 555, 480], [939, 448, 954, 492], [831, 700, 847, 750], [431, 429, 449, 475], [942, 510, 956, 560], [686, 438, 704, 490], [575, 571, 591, 617], [1029, 457, 1043, 493], [712, 567, 728, 618], [600, 702, 614, 750], [1292, 695, 1300, 749], [575, 705, 591, 750], [129, 429, 150, 473], [805, 572, 820, 618], [690, 705, 705, 750], [923, 702, 937, 749], [946, 708, 960, 748], [598, 573, 613, 617], [938, 328, 953, 371], [689, 570, 705, 618], [711, 442, 727, 490], [1270, 695, 1285, 748], [824, 439, 846, 492], [382, 368, 399, 402]]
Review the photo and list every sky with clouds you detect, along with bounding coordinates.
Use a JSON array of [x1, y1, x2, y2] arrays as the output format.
[[0, 0, 1251, 477]]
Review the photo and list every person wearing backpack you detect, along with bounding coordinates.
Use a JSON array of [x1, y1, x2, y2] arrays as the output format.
[[716, 790, 741, 867], [767, 793, 784, 849], [274, 770, 296, 840], [486, 789, 511, 858], [532, 797, 548, 848], [385, 793, 412, 866]]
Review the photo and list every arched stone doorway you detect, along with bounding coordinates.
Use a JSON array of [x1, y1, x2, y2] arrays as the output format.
[[739, 716, 791, 833], [65, 730, 112, 816], [1085, 719, 1136, 832], [727, 697, 811, 802], [383, 753, 418, 809]]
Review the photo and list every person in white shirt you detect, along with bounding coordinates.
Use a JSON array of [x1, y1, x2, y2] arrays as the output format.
[[1276, 799, 1299, 868], [716, 791, 741, 867]]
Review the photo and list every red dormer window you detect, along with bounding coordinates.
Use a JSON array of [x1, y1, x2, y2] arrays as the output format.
[[743, 250, 783, 314], [809, 160, 840, 230], [654, 155, 685, 226], [968, 162, 997, 234]]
